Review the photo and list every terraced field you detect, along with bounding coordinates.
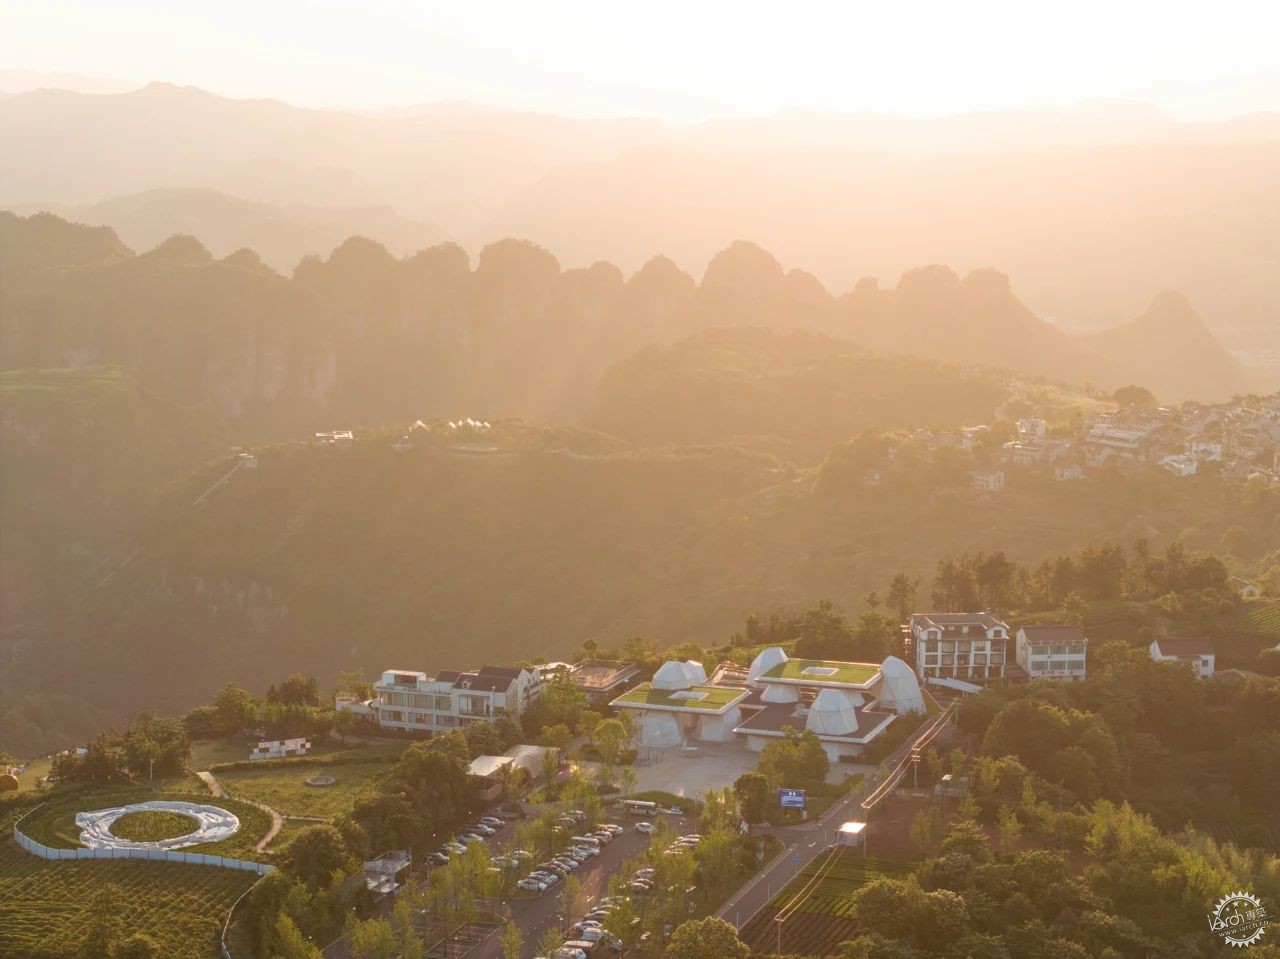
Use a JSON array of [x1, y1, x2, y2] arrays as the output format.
[[0, 838, 256, 959], [742, 853, 915, 954], [1231, 600, 1280, 638]]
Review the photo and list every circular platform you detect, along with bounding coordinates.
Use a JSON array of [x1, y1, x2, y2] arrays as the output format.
[[75, 800, 240, 850]]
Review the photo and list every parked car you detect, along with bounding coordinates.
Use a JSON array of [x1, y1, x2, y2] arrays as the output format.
[[572, 844, 599, 858], [634, 821, 654, 833], [510, 849, 533, 861], [480, 816, 505, 828], [555, 815, 577, 827], [468, 823, 496, 836], [552, 857, 580, 871], [424, 852, 450, 866], [599, 823, 624, 835], [591, 831, 614, 844], [551, 946, 588, 959], [627, 880, 652, 893], [568, 809, 587, 822], [441, 841, 467, 855], [491, 855, 519, 869], [634, 867, 656, 880], [517, 877, 547, 892], [537, 863, 569, 877], [459, 833, 486, 845]]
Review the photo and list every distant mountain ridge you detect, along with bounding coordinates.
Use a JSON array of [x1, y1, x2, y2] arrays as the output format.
[[0, 214, 1247, 434], [2, 81, 1277, 356], [11, 188, 447, 273]]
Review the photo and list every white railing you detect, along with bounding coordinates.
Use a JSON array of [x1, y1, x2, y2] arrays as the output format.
[[11, 805, 273, 876]]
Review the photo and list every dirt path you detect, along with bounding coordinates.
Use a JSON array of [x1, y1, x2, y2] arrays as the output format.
[[197, 769, 283, 851]]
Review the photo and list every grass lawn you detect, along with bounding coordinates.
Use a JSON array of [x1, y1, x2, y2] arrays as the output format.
[[16, 785, 271, 858], [214, 761, 389, 819], [0, 814, 257, 959], [112, 810, 199, 842], [761, 658, 880, 686], [612, 683, 747, 711]]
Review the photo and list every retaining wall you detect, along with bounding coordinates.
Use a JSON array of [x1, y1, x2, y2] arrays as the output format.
[[11, 816, 273, 875]]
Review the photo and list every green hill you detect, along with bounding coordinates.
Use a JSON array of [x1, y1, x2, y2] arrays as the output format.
[[3, 426, 1271, 755]]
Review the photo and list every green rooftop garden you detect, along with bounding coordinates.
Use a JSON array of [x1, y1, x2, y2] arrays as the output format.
[[761, 658, 880, 686], [613, 683, 747, 711]]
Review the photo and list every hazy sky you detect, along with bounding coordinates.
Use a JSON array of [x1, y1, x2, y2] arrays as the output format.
[[7, 0, 1280, 120]]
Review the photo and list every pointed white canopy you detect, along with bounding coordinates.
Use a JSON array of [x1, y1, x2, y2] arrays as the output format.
[[806, 688, 859, 736], [748, 647, 788, 683], [761, 683, 800, 703], [683, 660, 708, 686], [652, 660, 695, 691], [638, 712, 684, 748], [877, 656, 925, 714]]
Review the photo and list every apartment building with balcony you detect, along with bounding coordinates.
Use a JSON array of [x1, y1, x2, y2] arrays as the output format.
[[1015, 625, 1088, 681], [373, 664, 542, 732], [910, 612, 1008, 684]]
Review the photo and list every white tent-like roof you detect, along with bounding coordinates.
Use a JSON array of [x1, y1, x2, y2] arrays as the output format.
[[748, 647, 788, 683], [683, 660, 708, 686], [877, 656, 925, 714], [761, 683, 800, 703], [638, 711, 684, 748], [805, 688, 859, 736], [652, 660, 695, 691]]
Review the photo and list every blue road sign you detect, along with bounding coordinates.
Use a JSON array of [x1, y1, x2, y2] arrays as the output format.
[[792, 855, 801, 864], [779, 788, 806, 809]]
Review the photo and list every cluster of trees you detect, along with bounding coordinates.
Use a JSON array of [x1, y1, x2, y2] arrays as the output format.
[[964, 642, 1280, 830], [838, 792, 1280, 959], [732, 598, 903, 664], [931, 540, 1234, 617], [50, 710, 190, 783]]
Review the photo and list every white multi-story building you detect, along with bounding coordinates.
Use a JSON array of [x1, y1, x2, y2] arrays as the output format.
[[910, 613, 1008, 684], [1149, 638, 1215, 679], [373, 665, 542, 732], [1015, 625, 1088, 681], [1017, 418, 1047, 444]]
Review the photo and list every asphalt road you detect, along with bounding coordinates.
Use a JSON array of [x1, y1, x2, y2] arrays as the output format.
[[716, 703, 958, 935]]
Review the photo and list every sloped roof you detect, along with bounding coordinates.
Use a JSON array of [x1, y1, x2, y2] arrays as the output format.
[[1153, 637, 1215, 656]]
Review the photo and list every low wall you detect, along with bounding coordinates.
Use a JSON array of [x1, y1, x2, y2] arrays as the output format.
[[11, 808, 273, 876]]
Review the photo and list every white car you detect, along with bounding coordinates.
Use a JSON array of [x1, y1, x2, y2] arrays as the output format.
[[480, 816, 505, 828], [517, 878, 547, 892], [600, 823, 624, 835], [634, 821, 654, 833], [572, 845, 599, 858], [634, 867, 656, 880], [468, 823, 496, 836]]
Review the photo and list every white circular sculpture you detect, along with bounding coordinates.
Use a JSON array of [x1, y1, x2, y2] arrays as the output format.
[[75, 800, 240, 850], [748, 646, 788, 683]]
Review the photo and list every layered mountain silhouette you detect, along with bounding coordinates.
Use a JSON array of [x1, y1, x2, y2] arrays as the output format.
[[0, 214, 1247, 439], [2, 83, 1277, 369]]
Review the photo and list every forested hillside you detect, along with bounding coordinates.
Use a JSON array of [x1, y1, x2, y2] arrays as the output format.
[[4, 422, 1273, 754], [0, 367, 228, 624]]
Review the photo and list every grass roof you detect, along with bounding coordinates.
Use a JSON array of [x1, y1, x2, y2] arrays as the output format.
[[613, 683, 746, 711], [761, 658, 879, 686]]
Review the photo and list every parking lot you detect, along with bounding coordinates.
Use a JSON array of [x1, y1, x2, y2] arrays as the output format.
[[473, 809, 692, 959]]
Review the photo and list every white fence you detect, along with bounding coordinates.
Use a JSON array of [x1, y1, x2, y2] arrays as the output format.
[[11, 813, 273, 876]]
